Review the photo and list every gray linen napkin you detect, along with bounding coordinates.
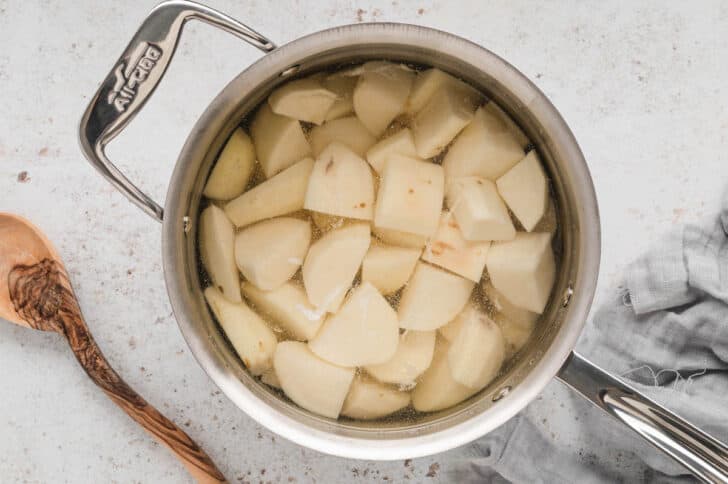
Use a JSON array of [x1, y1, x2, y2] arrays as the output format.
[[445, 188, 728, 483]]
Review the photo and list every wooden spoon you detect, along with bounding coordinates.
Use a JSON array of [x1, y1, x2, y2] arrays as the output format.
[[0, 213, 226, 483]]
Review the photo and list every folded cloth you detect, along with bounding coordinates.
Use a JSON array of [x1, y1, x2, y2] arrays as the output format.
[[444, 190, 728, 483]]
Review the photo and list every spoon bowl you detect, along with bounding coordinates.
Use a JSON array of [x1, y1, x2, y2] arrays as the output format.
[[0, 212, 226, 483]]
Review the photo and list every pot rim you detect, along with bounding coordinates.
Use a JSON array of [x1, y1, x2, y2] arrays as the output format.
[[162, 22, 601, 460]]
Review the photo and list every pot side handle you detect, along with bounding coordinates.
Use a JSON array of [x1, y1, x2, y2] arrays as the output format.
[[78, 0, 276, 222], [558, 351, 728, 483]]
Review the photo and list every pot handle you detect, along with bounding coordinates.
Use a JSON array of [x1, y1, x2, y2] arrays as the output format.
[[78, 0, 276, 222], [558, 351, 728, 483]]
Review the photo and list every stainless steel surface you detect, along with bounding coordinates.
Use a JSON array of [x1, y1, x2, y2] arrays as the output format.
[[559, 353, 728, 483], [82, 1, 728, 475], [160, 20, 601, 460], [78, 0, 275, 222]]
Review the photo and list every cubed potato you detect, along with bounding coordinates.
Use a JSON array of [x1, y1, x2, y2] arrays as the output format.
[[361, 243, 420, 295], [302, 222, 371, 313], [310, 211, 345, 232], [268, 76, 337, 125], [482, 282, 539, 328], [241, 281, 324, 341], [438, 312, 463, 342], [398, 262, 474, 330], [203, 127, 255, 200], [235, 217, 311, 291], [323, 74, 357, 121], [486, 232, 555, 314], [365, 330, 435, 385], [374, 155, 444, 238], [341, 376, 411, 420], [250, 103, 311, 178], [447, 304, 505, 389], [406, 68, 483, 114], [365, 128, 418, 174], [309, 116, 377, 158], [309, 282, 399, 366], [446, 177, 516, 241], [224, 157, 314, 228], [260, 368, 281, 389], [199, 205, 241, 302], [373, 226, 428, 249], [412, 86, 477, 158], [498, 318, 535, 357], [496, 151, 548, 231], [274, 341, 355, 419], [442, 105, 525, 181], [353, 61, 415, 136], [422, 212, 491, 282], [204, 287, 277, 375], [483, 101, 530, 150], [303, 142, 375, 220], [412, 341, 479, 412]]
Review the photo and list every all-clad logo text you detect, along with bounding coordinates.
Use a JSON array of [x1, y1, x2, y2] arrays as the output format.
[[107, 43, 162, 113]]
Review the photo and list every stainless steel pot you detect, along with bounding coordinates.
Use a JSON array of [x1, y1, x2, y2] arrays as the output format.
[[79, 2, 728, 481]]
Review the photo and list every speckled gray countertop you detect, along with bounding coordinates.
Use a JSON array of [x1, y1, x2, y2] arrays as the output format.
[[1, 1, 727, 482]]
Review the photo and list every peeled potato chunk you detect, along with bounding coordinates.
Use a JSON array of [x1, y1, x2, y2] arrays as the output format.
[[204, 287, 277, 375], [483, 101, 530, 150], [309, 282, 399, 366], [302, 222, 371, 313], [496, 151, 548, 231], [365, 330, 435, 385], [486, 280, 538, 355], [235, 217, 311, 291], [398, 262, 474, 330], [250, 103, 311, 178], [304, 142, 375, 220], [323, 74, 357, 121], [406, 68, 483, 114], [361, 243, 420, 295], [199, 205, 241, 302], [274, 341, 354, 419], [353, 61, 414, 136], [486, 232, 555, 314], [412, 340, 479, 412], [447, 304, 505, 389], [241, 281, 324, 341], [365, 128, 418, 174], [268, 76, 337, 125], [373, 226, 427, 249], [482, 282, 539, 328], [203, 128, 255, 200], [438, 314, 462, 342], [422, 212, 491, 282], [442, 104, 525, 181], [309, 116, 377, 158], [341, 376, 411, 420], [374, 155, 444, 238], [224, 157, 314, 228], [446, 177, 515, 241], [412, 86, 476, 158]]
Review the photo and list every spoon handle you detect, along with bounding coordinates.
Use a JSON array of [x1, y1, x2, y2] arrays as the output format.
[[9, 259, 226, 483]]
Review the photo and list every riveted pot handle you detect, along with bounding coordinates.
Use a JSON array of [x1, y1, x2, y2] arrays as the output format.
[[558, 352, 728, 483], [79, 0, 276, 222]]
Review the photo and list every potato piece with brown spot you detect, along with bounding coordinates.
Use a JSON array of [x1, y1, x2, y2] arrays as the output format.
[[304, 143, 375, 221], [204, 287, 277, 376]]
